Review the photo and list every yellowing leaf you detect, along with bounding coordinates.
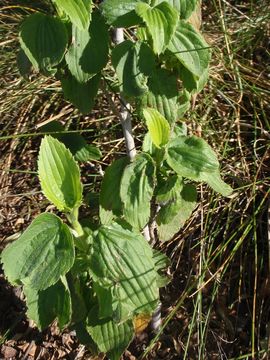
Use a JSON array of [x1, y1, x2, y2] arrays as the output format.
[[38, 136, 83, 212], [143, 108, 170, 148], [133, 313, 152, 333]]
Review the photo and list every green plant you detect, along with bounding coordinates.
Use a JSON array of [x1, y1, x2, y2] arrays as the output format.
[[1, 0, 233, 359]]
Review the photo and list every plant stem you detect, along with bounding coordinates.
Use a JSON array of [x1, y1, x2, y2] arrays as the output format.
[[113, 27, 161, 332], [113, 28, 136, 161], [68, 207, 84, 237]]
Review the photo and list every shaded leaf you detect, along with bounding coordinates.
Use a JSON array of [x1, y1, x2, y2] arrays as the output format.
[[101, 0, 144, 27], [24, 278, 71, 330], [120, 153, 155, 229], [65, 11, 109, 83], [157, 184, 197, 241], [112, 41, 151, 97], [38, 135, 83, 212], [138, 67, 180, 124], [61, 72, 101, 114], [171, 122, 187, 138], [143, 108, 170, 148], [153, 249, 171, 287], [136, 2, 178, 55], [99, 157, 129, 223], [1, 213, 75, 290], [87, 306, 134, 360], [17, 49, 32, 78], [19, 13, 68, 75], [41, 121, 101, 162], [178, 63, 209, 93], [156, 174, 183, 204]]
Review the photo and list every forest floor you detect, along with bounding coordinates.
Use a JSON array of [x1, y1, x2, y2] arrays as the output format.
[[0, 0, 270, 359]]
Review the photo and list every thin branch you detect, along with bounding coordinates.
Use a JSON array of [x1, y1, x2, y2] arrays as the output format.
[[113, 28, 136, 161]]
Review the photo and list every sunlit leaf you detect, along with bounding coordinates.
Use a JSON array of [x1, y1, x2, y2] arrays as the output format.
[[143, 108, 170, 148], [166, 135, 232, 195], [166, 135, 219, 180], [1, 213, 75, 290], [38, 135, 83, 212], [155, 0, 199, 19], [120, 153, 155, 229], [167, 21, 210, 78], [87, 306, 134, 360], [89, 223, 159, 321], [41, 121, 101, 162], [52, 0, 92, 30], [136, 2, 178, 55]]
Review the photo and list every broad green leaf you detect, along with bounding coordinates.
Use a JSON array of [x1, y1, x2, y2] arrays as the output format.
[[157, 184, 197, 241], [138, 68, 180, 124], [19, 13, 68, 75], [120, 153, 155, 229], [61, 134, 101, 162], [1, 213, 75, 290], [61, 72, 101, 114], [171, 122, 187, 138], [38, 135, 83, 212], [166, 135, 219, 180], [52, 0, 92, 30], [17, 49, 32, 78], [65, 11, 109, 83], [87, 306, 134, 360], [67, 274, 88, 323], [135, 2, 178, 55], [24, 278, 71, 330], [153, 249, 171, 287], [166, 136, 232, 196], [167, 21, 210, 78], [156, 175, 183, 204], [89, 224, 159, 320], [112, 41, 152, 97], [143, 108, 170, 148], [155, 0, 199, 19], [142, 132, 158, 157], [178, 63, 209, 93], [93, 283, 113, 319], [200, 170, 233, 197], [99, 157, 129, 223], [178, 89, 191, 117], [41, 121, 101, 162], [73, 322, 99, 351], [101, 0, 144, 27]]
